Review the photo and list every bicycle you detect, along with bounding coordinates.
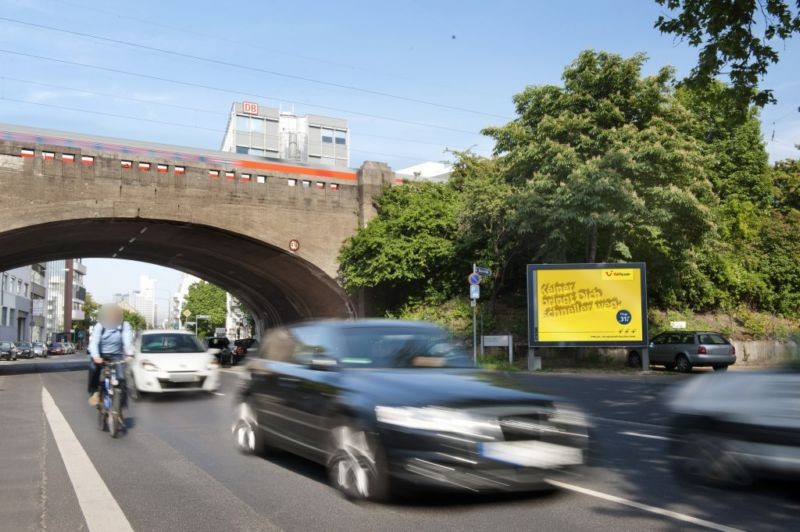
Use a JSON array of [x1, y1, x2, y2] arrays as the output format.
[[97, 360, 126, 438]]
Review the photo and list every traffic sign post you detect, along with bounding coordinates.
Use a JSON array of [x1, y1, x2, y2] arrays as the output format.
[[469, 272, 481, 364]]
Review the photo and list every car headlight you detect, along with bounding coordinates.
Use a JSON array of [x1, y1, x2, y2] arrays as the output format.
[[375, 406, 501, 439], [141, 360, 159, 372]]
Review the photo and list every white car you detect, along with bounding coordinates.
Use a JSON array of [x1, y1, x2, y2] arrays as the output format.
[[128, 330, 220, 398]]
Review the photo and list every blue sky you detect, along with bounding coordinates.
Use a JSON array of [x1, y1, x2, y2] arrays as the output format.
[[1, 0, 798, 301]]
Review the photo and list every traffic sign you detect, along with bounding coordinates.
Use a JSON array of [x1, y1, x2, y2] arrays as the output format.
[[475, 266, 492, 276], [183, 309, 191, 318], [470, 284, 480, 299], [468, 273, 481, 285]]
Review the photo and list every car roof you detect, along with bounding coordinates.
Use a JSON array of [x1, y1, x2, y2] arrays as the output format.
[[140, 329, 196, 335], [287, 319, 444, 331]]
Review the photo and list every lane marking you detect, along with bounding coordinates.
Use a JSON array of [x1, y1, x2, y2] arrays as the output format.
[[41, 387, 134, 532], [212, 391, 225, 396], [620, 431, 674, 442], [588, 415, 670, 430], [546, 479, 743, 532]]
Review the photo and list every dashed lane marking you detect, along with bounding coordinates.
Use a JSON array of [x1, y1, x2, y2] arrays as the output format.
[[41, 387, 134, 532]]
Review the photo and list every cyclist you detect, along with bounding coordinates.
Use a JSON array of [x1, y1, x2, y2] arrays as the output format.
[[88, 304, 134, 410]]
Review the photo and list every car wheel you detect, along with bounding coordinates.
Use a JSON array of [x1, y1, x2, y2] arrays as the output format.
[[676, 354, 692, 373], [328, 421, 390, 502], [674, 435, 752, 487], [232, 402, 267, 455], [664, 363, 676, 371], [627, 351, 642, 368], [713, 365, 728, 372]]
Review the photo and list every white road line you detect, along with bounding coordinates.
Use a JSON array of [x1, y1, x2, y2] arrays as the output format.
[[546, 479, 743, 532], [620, 431, 674, 442], [41, 387, 134, 532], [212, 391, 225, 396], [588, 415, 669, 429]]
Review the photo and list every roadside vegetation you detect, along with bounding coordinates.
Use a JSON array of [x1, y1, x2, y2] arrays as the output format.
[[338, 50, 800, 345]]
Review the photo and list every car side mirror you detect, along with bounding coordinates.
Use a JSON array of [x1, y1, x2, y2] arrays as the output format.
[[309, 354, 338, 371]]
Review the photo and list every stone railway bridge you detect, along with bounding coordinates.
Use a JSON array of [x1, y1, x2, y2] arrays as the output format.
[[0, 123, 395, 332]]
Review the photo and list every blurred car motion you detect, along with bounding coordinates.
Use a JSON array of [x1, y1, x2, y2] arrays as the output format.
[[127, 330, 220, 398], [0, 341, 18, 361], [668, 364, 800, 486], [32, 342, 46, 358], [14, 341, 34, 359], [232, 320, 589, 501], [47, 342, 67, 356], [628, 331, 736, 372]]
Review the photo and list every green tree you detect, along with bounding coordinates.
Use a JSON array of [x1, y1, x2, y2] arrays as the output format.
[[122, 308, 147, 331], [483, 50, 714, 307], [74, 292, 101, 340], [338, 181, 463, 313], [655, 0, 800, 108], [180, 281, 226, 337]]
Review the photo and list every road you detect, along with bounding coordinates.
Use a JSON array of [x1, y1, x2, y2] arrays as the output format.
[[1, 355, 797, 532]]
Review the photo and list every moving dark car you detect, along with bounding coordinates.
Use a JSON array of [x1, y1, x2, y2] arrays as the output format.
[[232, 320, 589, 501], [14, 341, 33, 359], [668, 365, 800, 486], [232, 338, 258, 364], [628, 331, 736, 372], [0, 341, 17, 361], [205, 336, 234, 366]]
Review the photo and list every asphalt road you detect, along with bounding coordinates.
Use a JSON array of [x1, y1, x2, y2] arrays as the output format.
[[1, 355, 798, 532]]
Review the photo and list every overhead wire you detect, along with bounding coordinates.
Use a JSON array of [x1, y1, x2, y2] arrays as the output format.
[[0, 16, 511, 120], [0, 49, 485, 136]]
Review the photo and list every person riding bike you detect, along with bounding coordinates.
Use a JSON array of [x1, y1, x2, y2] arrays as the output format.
[[88, 304, 134, 410]]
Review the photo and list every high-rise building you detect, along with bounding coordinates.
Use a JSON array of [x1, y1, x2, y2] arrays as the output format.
[[30, 263, 47, 341], [44, 259, 87, 342], [221, 102, 350, 168], [395, 161, 452, 183], [129, 275, 157, 327]]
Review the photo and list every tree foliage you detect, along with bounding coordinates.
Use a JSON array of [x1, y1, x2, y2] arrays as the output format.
[[122, 308, 147, 332], [180, 281, 227, 337], [339, 49, 800, 323], [655, 0, 800, 108]]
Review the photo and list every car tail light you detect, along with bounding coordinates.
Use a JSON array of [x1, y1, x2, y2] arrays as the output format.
[[697, 345, 707, 354], [731, 345, 736, 355]]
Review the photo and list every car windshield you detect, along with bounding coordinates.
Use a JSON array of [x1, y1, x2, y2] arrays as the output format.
[[17, 342, 31, 348], [141, 333, 205, 353], [339, 327, 474, 369], [33, 343, 43, 347]]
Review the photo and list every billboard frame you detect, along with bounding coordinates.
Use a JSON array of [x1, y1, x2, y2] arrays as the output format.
[[527, 262, 648, 348]]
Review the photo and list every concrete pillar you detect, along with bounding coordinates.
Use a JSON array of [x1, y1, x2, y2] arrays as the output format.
[[356, 161, 394, 228]]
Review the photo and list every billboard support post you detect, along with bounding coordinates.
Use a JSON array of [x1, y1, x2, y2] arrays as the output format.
[[642, 347, 650, 371]]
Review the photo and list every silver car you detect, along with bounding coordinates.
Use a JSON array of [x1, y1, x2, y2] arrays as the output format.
[[628, 331, 736, 372]]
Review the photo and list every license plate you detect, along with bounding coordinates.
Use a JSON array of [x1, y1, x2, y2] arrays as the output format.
[[480, 441, 584, 468], [169, 373, 200, 383]]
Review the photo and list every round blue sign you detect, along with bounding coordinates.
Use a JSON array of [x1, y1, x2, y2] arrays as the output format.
[[616, 309, 632, 325], [468, 273, 481, 285]]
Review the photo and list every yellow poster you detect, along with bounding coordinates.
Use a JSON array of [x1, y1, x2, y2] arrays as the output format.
[[534, 266, 644, 343]]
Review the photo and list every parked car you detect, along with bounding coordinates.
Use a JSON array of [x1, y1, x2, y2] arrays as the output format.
[[232, 320, 589, 501], [127, 330, 220, 399], [627, 331, 736, 372], [32, 342, 47, 358], [232, 338, 258, 364], [205, 336, 234, 366], [668, 365, 800, 487], [0, 341, 18, 361], [14, 342, 34, 359], [64, 342, 76, 354], [47, 342, 67, 356]]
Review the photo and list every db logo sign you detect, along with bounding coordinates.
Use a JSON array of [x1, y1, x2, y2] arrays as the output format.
[[242, 101, 259, 115], [289, 239, 300, 252]]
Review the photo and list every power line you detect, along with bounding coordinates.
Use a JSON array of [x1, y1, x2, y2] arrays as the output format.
[[0, 48, 484, 136], [1, 76, 469, 149], [54, 0, 506, 102], [0, 95, 439, 164], [0, 16, 511, 120]]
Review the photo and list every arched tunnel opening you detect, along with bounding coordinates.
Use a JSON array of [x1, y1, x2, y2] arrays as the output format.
[[0, 218, 355, 336]]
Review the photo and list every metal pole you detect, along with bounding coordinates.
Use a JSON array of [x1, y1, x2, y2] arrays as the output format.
[[472, 302, 477, 364], [480, 309, 484, 357], [194, 316, 198, 336]]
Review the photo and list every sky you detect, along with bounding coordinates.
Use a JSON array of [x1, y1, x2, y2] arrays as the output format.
[[1, 0, 798, 301]]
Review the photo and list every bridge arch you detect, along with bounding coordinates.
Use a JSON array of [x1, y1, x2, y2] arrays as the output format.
[[0, 218, 355, 332]]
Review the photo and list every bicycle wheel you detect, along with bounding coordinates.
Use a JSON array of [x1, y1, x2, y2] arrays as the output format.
[[97, 405, 106, 431], [109, 392, 122, 438]]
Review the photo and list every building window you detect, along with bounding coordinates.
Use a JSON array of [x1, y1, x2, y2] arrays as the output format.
[[248, 148, 265, 156], [301, 180, 311, 188], [256, 175, 266, 184], [321, 128, 333, 144], [236, 115, 250, 131], [235, 146, 249, 154], [250, 118, 265, 134], [1, 307, 6, 326], [335, 130, 346, 145], [9, 309, 15, 324], [18, 280, 23, 294], [1, 275, 6, 292], [24, 283, 28, 297]]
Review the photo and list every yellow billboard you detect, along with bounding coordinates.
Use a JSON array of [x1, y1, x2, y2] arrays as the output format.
[[527, 263, 647, 347]]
